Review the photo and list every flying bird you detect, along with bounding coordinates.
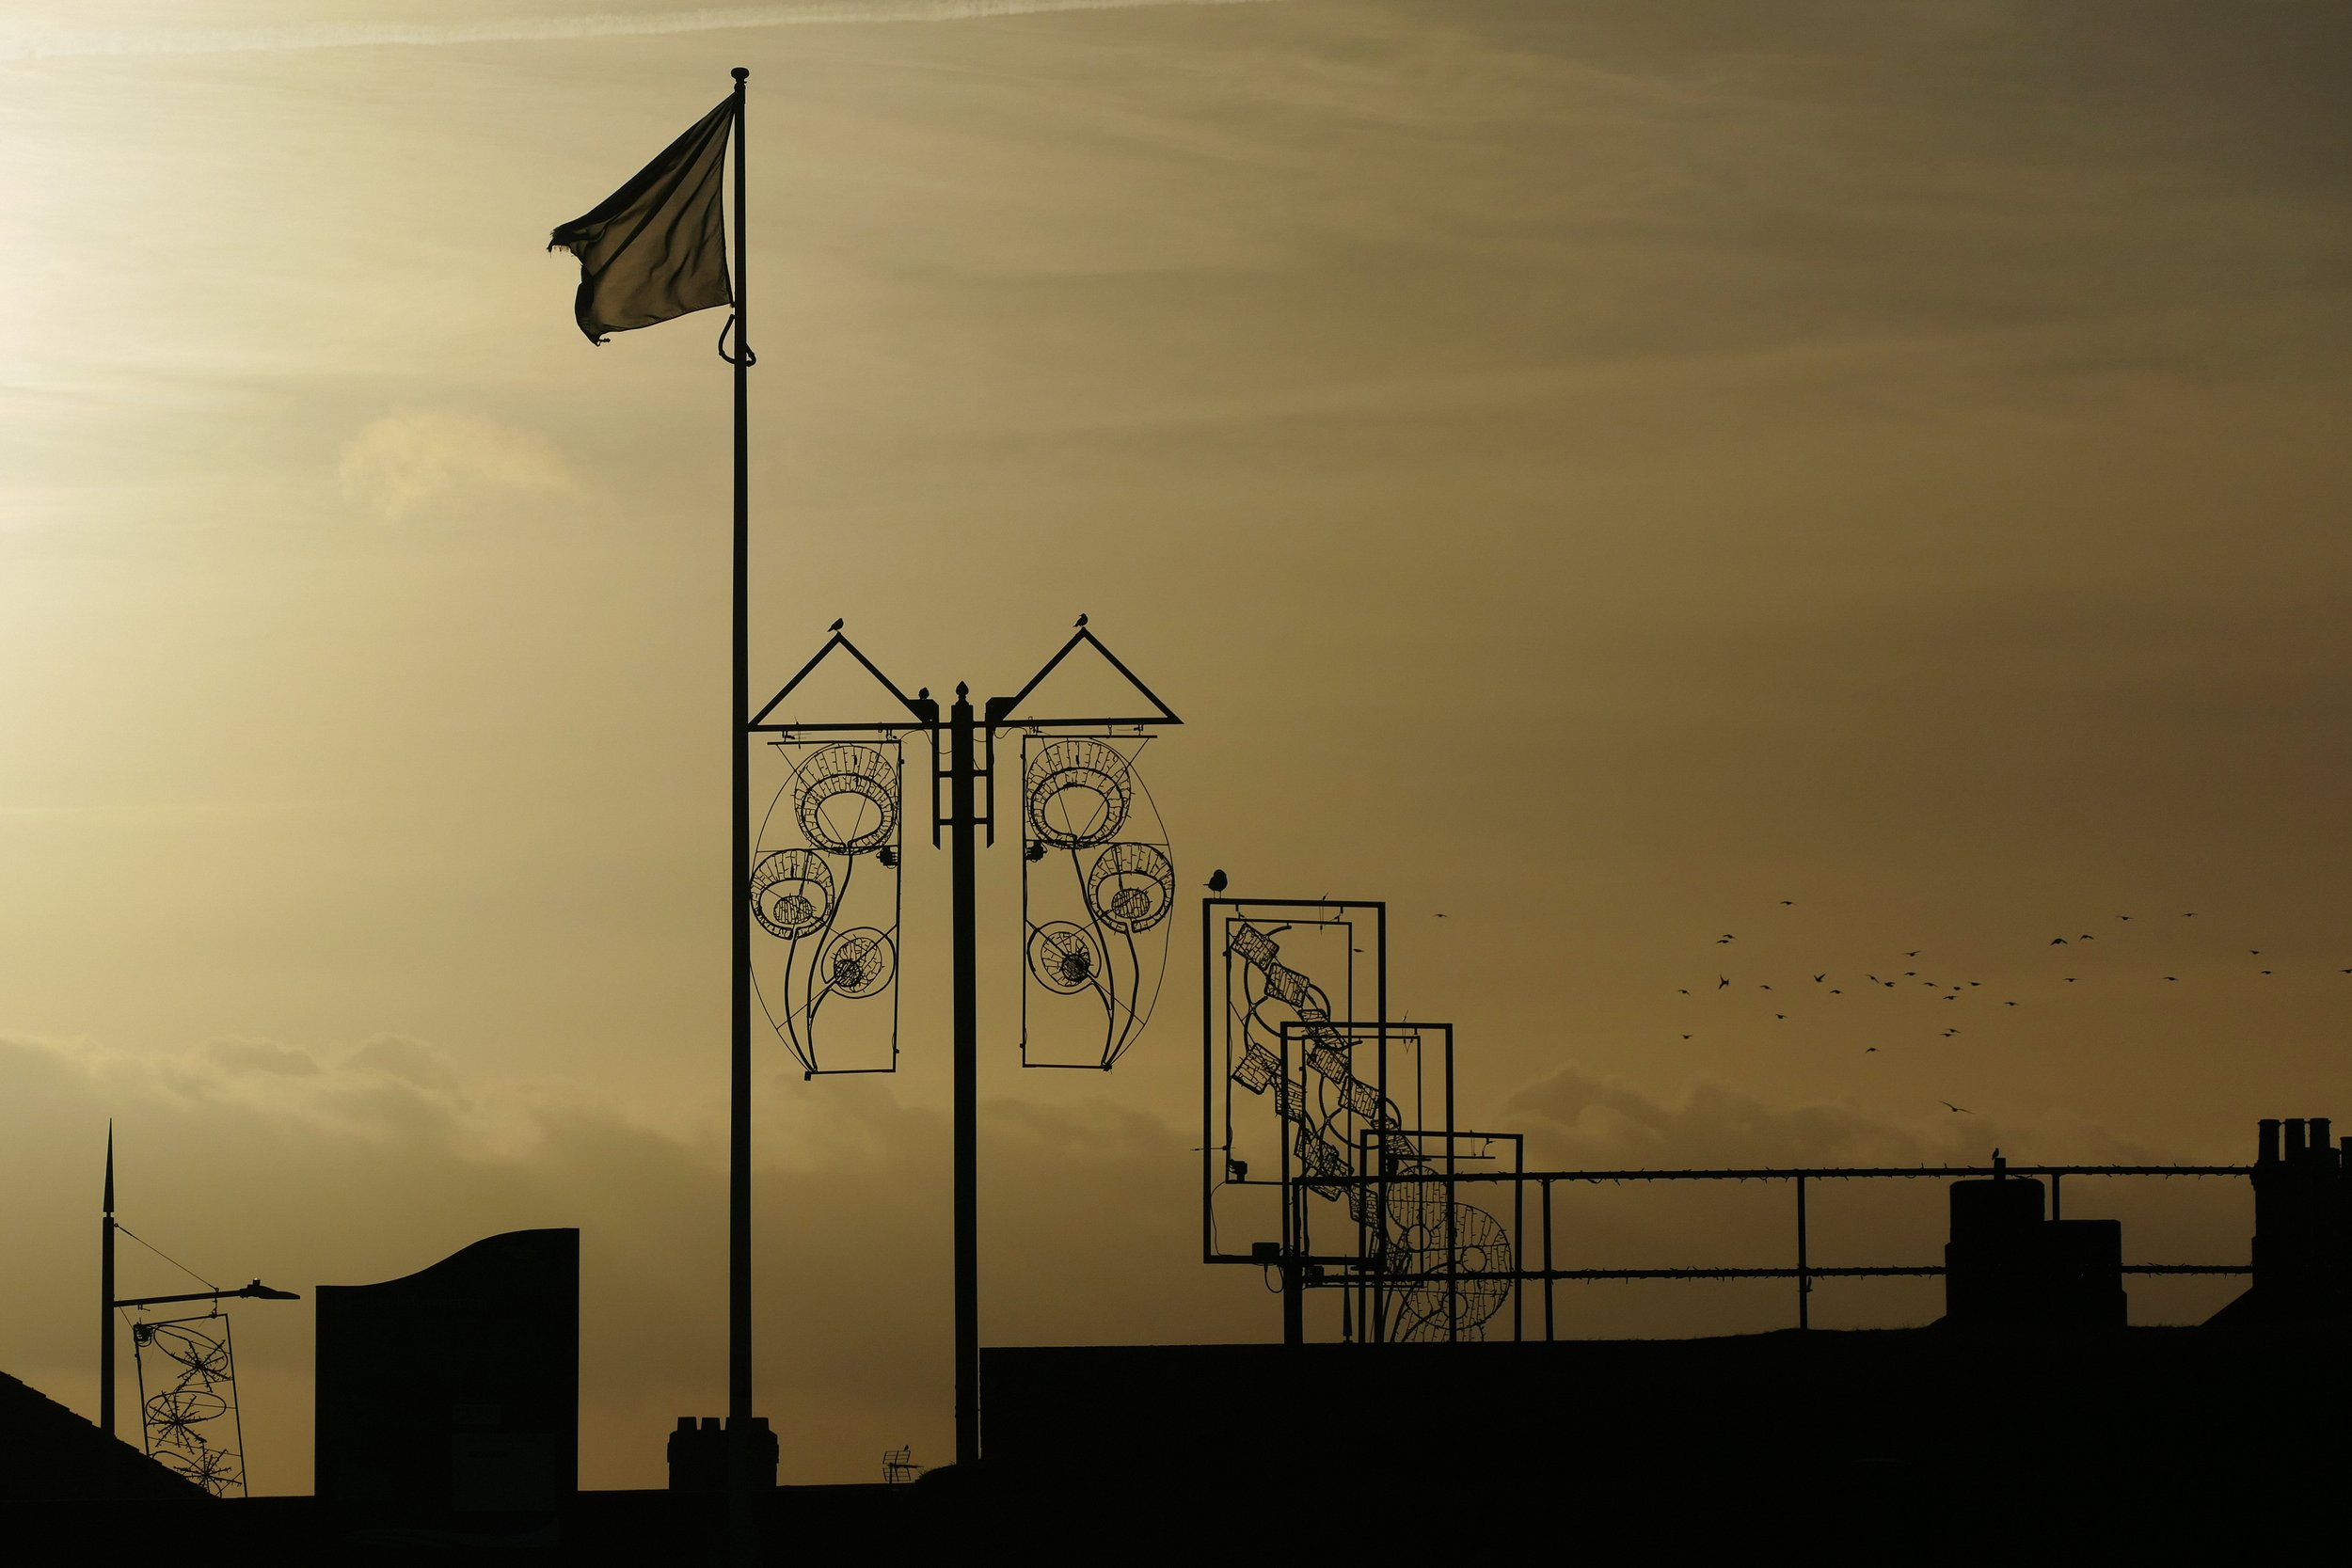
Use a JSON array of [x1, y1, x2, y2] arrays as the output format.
[[1774, 1014, 1786, 1021], [1759, 984, 1772, 990], [1865, 1047, 1879, 1053], [1813, 974, 1826, 983], [1718, 976, 1731, 990], [1779, 900, 1794, 906], [1906, 950, 1921, 958], [1677, 988, 1690, 995], [2050, 937, 2069, 945], [2165, 975, 2178, 982], [1941, 1101, 1972, 1114], [1203, 868, 1227, 892]]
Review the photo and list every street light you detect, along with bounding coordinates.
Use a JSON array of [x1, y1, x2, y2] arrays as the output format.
[[101, 1129, 300, 1495], [747, 620, 1178, 1467]]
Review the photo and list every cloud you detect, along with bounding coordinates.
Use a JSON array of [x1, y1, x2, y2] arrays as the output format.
[[0, 0, 1275, 63], [337, 407, 580, 521]]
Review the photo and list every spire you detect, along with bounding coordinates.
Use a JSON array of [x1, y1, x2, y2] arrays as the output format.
[[103, 1120, 114, 1215]]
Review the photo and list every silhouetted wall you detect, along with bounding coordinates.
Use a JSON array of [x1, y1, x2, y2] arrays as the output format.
[[314, 1227, 578, 1526]]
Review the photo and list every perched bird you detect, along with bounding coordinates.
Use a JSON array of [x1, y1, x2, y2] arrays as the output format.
[[1074, 613, 1088, 627], [1204, 868, 1228, 893], [1942, 1101, 1972, 1114], [829, 617, 844, 632]]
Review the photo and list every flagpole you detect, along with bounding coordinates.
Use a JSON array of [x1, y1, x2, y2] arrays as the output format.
[[725, 62, 757, 1566]]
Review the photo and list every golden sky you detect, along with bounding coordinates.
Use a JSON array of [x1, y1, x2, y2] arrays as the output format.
[[3, 0, 2349, 1489]]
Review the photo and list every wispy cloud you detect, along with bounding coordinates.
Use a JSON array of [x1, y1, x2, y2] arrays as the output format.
[[339, 407, 580, 521], [0, 0, 1272, 63]]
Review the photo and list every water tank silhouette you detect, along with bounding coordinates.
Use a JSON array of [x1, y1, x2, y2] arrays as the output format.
[[315, 1228, 579, 1526], [1945, 1178, 2123, 1330]]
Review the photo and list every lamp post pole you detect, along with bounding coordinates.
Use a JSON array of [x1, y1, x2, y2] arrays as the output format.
[[947, 686, 982, 1465]]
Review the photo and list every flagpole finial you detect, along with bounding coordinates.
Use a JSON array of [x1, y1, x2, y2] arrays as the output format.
[[732, 67, 748, 82]]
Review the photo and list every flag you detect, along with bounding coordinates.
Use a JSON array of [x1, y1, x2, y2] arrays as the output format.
[[549, 97, 736, 345]]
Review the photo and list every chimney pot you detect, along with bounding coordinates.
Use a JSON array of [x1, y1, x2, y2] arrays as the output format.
[[2260, 1119, 2281, 1164], [2285, 1119, 2309, 1159]]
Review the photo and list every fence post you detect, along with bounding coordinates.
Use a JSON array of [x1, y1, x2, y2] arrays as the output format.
[[1795, 1174, 1810, 1331]]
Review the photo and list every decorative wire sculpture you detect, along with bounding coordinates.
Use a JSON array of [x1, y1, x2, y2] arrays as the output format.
[[749, 738, 905, 1075], [130, 1312, 247, 1496], [1217, 911, 1516, 1340], [1020, 735, 1173, 1069]]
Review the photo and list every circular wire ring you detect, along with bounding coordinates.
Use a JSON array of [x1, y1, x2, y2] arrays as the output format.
[[749, 848, 835, 939], [794, 744, 898, 854], [1025, 740, 1133, 849]]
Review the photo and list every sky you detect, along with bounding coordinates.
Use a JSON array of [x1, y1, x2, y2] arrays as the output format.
[[3, 0, 2350, 1490]]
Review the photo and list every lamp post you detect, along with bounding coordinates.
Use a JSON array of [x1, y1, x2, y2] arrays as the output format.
[[100, 1130, 300, 1441], [749, 622, 1178, 1467]]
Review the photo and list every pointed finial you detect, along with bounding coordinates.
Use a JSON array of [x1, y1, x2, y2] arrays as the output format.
[[104, 1121, 115, 1215], [732, 67, 749, 82], [955, 682, 969, 700]]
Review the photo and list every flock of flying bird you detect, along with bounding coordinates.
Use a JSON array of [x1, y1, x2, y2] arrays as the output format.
[[1677, 902, 2352, 1115]]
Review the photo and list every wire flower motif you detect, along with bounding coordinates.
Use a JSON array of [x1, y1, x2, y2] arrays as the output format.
[[748, 740, 904, 1075], [1020, 736, 1174, 1069]]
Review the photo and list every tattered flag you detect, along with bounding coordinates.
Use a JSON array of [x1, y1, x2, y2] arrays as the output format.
[[548, 97, 735, 345]]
